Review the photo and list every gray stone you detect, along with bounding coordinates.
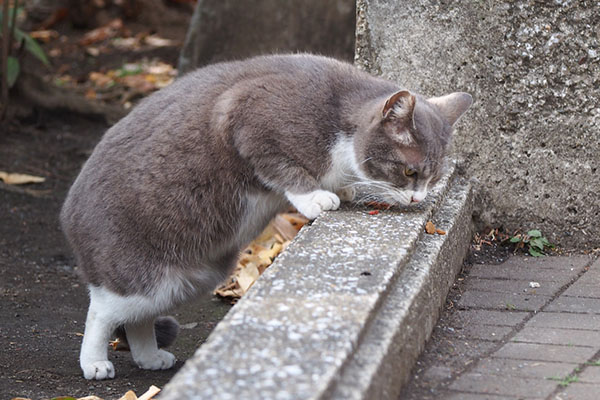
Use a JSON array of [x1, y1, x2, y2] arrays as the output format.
[[452, 309, 529, 327], [355, 0, 600, 249], [579, 366, 600, 384], [457, 324, 513, 342], [441, 392, 522, 400], [161, 167, 473, 399], [512, 326, 600, 348], [465, 277, 563, 296], [449, 373, 557, 398], [554, 383, 600, 400], [545, 296, 600, 314], [493, 342, 597, 364], [468, 265, 581, 284], [179, 0, 355, 73], [471, 358, 578, 380], [457, 289, 550, 312], [527, 312, 600, 330]]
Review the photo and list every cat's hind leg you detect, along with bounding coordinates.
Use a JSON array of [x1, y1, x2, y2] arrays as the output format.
[[125, 318, 176, 370], [80, 287, 121, 380]]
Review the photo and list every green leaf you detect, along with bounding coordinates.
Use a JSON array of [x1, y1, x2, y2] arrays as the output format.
[[509, 236, 522, 243], [529, 247, 543, 257], [527, 229, 542, 238], [6, 56, 20, 87], [530, 238, 545, 250], [0, 6, 23, 29], [14, 28, 50, 65]]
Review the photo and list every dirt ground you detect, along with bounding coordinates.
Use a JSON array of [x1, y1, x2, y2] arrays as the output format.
[[0, 112, 232, 399], [0, 3, 235, 399]]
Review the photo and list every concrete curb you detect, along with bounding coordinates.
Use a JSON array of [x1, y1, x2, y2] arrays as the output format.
[[160, 166, 473, 400]]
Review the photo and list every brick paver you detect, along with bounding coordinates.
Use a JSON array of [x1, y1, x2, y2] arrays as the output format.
[[554, 382, 600, 400], [400, 255, 599, 400], [470, 358, 577, 379]]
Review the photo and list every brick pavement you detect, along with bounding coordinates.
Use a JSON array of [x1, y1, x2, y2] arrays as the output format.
[[400, 255, 600, 400]]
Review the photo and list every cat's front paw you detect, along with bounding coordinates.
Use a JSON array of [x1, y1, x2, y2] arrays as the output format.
[[286, 190, 340, 220], [134, 349, 177, 370], [336, 187, 356, 202], [81, 360, 115, 380]]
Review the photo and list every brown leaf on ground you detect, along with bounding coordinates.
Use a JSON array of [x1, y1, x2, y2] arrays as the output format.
[[118, 391, 137, 400], [215, 212, 308, 302], [137, 386, 161, 400], [29, 30, 59, 43], [436, 228, 446, 235], [0, 171, 45, 185], [79, 18, 124, 46], [425, 221, 436, 234]]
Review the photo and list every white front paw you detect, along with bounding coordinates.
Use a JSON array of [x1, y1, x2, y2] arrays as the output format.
[[82, 360, 115, 380], [135, 349, 177, 370], [286, 190, 341, 219]]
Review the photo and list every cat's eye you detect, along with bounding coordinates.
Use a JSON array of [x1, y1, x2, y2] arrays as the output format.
[[404, 167, 417, 177]]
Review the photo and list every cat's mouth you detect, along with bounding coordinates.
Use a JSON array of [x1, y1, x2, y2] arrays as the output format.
[[380, 190, 413, 207]]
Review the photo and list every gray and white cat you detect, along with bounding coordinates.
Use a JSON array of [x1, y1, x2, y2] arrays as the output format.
[[60, 54, 472, 380]]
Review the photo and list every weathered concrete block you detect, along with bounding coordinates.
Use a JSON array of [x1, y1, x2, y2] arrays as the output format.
[[356, 0, 600, 248], [160, 166, 472, 399]]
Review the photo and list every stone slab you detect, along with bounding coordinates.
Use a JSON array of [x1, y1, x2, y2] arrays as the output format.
[[545, 296, 600, 314], [493, 342, 597, 364], [512, 327, 600, 348], [578, 366, 600, 384], [471, 358, 578, 380], [465, 277, 563, 296], [527, 312, 600, 330], [161, 167, 472, 399], [562, 281, 600, 298], [441, 392, 527, 400], [457, 289, 550, 312], [458, 324, 513, 342], [468, 265, 580, 284], [449, 373, 557, 398], [554, 383, 600, 400], [452, 309, 529, 327]]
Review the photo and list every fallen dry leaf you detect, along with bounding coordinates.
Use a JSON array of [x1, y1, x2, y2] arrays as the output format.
[[215, 211, 308, 301], [435, 228, 446, 235], [79, 18, 124, 46], [0, 171, 45, 185], [144, 35, 175, 47], [29, 30, 59, 43], [77, 396, 104, 400], [118, 390, 137, 400], [138, 385, 161, 400], [425, 221, 436, 235]]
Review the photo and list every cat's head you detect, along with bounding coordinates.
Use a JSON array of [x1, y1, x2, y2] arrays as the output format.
[[355, 90, 472, 205]]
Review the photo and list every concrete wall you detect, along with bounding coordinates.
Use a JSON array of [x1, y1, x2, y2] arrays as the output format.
[[356, 0, 599, 249]]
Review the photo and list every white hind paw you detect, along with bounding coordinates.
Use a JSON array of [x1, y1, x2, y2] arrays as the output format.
[[135, 349, 176, 370], [82, 360, 115, 380]]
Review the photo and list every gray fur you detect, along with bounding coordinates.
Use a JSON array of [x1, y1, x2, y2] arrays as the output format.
[[61, 53, 471, 305]]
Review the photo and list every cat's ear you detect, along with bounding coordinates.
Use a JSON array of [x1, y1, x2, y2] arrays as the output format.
[[382, 90, 416, 121], [427, 92, 473, 126], [382, 91, 416, 146]]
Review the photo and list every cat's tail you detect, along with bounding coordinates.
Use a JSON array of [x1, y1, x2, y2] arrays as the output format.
[[113, 316, 180, 351]]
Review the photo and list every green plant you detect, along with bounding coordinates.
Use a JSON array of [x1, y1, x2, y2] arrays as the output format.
[[1, 1, 49, 119], [509, 229, 553, 257], [547, 374, 579, 387]]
